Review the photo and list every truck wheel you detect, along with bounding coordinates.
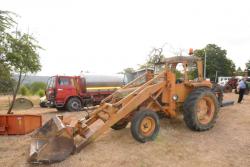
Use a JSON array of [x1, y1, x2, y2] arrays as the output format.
[[40, 102, 47, 108], [183, 88, 219, 131], [111, 119, 129, 130], [67, 97, 82, 112], [130, 110, 160, 143]]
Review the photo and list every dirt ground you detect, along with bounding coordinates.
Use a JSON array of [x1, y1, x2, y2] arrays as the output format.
[[0, 93, 250, 167]]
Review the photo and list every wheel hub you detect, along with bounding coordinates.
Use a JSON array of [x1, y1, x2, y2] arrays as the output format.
[[197, 97, 215, 124], [140, 116, 155, 136], [72, 101, 79, 110]]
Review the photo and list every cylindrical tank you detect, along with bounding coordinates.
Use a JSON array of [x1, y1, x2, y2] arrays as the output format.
[[82, 74, 125, 87]]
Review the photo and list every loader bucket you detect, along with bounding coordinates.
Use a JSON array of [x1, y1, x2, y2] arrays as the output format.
[[28, 116, 75, 164]]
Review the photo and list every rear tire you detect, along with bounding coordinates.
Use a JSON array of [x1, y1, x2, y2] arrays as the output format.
[[130, 110, 160, 143], [183, 88, 219, 131], [66, 97, 82, 112]]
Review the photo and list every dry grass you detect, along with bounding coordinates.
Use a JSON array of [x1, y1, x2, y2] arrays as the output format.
[[0, 95, 40, 112], [0, 93, 250, 167]]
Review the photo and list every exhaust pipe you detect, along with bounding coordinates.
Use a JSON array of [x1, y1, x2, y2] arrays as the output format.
[[221, 100, 234, 107]]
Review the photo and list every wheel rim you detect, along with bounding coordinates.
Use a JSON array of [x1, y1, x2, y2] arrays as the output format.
[[71, 101, 80, 110], [196, 96, 215, 124], [140, 116, 155, 136]]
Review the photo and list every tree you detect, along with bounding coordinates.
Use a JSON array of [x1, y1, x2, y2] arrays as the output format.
[[1, 11, 42, 113], [246, 60, 250, 76], [27, 82, 46, 94], [139, 48, 165, 69], [119, 67, 135, 74], [194, 44, 235, 81], [5, 31, 41, 114], [235, 67, 244, 76]]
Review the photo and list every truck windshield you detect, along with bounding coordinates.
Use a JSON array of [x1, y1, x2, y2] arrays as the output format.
[[47, 77, 56, 88], [58, 77, 72, 86]]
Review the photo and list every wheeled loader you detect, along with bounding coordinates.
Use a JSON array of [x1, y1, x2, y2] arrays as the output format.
[[29, 55, 226, 164]]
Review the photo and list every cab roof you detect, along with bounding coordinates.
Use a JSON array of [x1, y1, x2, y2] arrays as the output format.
[[164, 56, 201, 64]]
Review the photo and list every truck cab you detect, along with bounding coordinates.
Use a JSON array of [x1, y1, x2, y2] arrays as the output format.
[[45, 76, 85, 111]]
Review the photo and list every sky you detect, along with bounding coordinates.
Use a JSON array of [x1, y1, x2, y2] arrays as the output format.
[[2, 0, 250, 76]]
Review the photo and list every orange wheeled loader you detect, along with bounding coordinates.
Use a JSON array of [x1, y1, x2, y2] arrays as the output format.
[[28, 55, 225, 164]]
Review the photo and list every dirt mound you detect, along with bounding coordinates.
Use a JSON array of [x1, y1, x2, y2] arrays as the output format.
[[13, 98, 33, 110]]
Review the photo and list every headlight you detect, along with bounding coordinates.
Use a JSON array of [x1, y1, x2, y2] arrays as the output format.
[[172, 95, 178, 101]]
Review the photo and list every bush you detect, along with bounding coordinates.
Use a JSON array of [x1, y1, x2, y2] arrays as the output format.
[[29, 82, 46, 94], [18, 82, 46, 96], [36, 89, 45, 97], [20, 86, 29, 96]]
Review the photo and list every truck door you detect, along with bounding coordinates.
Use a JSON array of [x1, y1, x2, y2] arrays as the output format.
[[56, 77, 76, 105], [46, 76, 56, 102]]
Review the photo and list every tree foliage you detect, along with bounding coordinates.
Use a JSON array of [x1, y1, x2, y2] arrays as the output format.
[[0, 11, 16, 58], [0, 11, 15, 32], [0, 11, 16, 94], [20, 85, 29, 96], [27, 82, 46, 94], [0, 62, 16, 94], [194, 44, 235, 81], [19, 82, 46, 96], [4, 32, 41, 73], [120, 67, 135, 74], [235, 67, 244, 76], [246, 60, 250, 76], [37, 89, 45, 97]]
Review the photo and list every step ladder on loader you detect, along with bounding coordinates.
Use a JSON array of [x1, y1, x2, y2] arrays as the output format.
[[29, 70, 171, 164]]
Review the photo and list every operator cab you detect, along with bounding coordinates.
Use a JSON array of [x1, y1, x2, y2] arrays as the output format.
[[154, 55, 202, 83]]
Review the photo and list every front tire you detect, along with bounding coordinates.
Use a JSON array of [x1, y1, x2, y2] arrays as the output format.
[[66, 97, 82, 112], [183, 88, 219, 131], [130, 110, 160, 143]]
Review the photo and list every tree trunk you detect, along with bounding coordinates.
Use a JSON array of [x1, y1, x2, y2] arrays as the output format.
[[7, 71, 22, 114]]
